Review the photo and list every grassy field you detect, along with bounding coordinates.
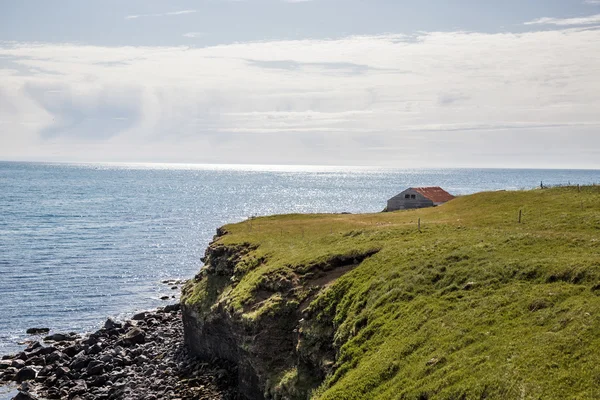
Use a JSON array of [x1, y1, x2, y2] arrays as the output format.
[[184, 186, 600, 399]]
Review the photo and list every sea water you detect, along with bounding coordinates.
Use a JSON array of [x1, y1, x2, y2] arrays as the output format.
[[1, 162, 598, 360]]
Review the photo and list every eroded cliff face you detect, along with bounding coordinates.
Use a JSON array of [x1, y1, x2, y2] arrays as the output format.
[[181, 230, 378, 400]]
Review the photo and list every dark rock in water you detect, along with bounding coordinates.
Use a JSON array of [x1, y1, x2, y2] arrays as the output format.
[[15, 367, 37, 383], [132, 312, 147, 321], [160, 296, 170, 300], [164, 303, 180, 313], [43, 333, 75, 342], [104, 318, 122, 330], [26, 328, 49, 335], [12, 391, 39, 400], [121, 328, 145, 346], [24, 342, 42, 352], [11, 359, 26, 369]]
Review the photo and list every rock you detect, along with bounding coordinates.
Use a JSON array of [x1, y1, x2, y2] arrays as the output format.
[[47, 388, 61, 399], [45, 351, 64, 364], [63, 344, 81, 358], [1, 359, 13, 369], [25, 356, 45, 367], [26, 328, 50, 335], [12, 391, 39, 400], [160, 296, 170, 300], [134, 355, 149, 364], [88, 374, 109, 387], [70, 354, 91, 370], [132, 312, 147, 321], [38, 365, 54, 377], [43, 333, 75, 342], [15, 367, 37, 383], [164, 303, 180, 313], [12, 359, 26, 369], [104, 318, 122, 330], [24, 342, 42, 352], [69, 380, 88, 397], [122, 328, 145, 346], [55, 366, 70, 378], [88, 343, 103, 355], [33, 346, 57, 357], [86, 360, 105, 376]]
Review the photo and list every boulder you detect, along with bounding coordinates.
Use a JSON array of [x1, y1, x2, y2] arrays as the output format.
[[86, 360, 105, 376], [12, 391, 39, 400], [26, 328, 50, 335], [45, 351, 64, 364], [15, 367, 37, 383], [132, 312, 147, 321], [24, 342, 42, 352], [0, 360, 12, 370], [69, 354, 90, 370], [54, 366, 70, 378], [69, 380, 88, 397], [43, 333, 75, 342], [104, 318, 122, 330], [164, 303, 180, 313], [63, 345, 81, 358], [121, 328, 145, 346]]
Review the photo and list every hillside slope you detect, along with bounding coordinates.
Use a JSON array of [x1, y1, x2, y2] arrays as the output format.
[[182, 186, 600, 399]]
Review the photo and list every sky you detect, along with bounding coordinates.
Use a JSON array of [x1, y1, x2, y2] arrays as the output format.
[[1, 0, 600, 168]]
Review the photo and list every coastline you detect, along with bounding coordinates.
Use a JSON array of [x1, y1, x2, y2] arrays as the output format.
[[0, 305, 237, 400]]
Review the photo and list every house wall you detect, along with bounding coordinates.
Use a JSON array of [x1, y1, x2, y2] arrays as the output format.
[[387, 189, 434, 211]]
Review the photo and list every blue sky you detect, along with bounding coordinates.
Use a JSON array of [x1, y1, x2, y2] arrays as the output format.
[[1, 0, 600, 167]]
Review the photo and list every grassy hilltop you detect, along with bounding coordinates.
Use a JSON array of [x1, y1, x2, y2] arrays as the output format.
[[183, 186, 600, 399]]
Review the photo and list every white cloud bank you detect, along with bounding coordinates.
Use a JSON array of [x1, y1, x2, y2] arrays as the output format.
[[1, 27, 600, 168], [525, 13, 600, 26]]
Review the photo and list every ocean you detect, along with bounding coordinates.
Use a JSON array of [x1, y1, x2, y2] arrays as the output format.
[[0, 161, 598, 387]]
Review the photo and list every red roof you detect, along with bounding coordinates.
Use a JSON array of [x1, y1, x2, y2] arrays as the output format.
[[412, 187, 455, 203]]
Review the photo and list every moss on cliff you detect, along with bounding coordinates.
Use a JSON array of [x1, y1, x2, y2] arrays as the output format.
[[182, 186, 600, 399]]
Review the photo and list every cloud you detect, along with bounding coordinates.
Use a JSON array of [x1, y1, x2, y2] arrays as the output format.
[[525, 13, 600, 26], [584, 0, 600, 5], [126, 10, 197, 20], [1, 27, 600, 167], [183, 32, 204, 38]]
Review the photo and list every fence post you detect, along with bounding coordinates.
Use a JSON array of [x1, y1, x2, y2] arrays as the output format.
[[418, 218, 421, 232], [518, 210, 522, 224]]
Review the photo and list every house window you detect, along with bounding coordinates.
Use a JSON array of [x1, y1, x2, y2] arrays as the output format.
[[411, 194, 416, 199], [405, 194, 410, 199]]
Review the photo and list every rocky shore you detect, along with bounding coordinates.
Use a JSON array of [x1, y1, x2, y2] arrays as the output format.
[[0, 305, 237, 400]]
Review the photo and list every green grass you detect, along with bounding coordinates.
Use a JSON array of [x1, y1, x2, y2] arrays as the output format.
[[183, 186, 600, 399]]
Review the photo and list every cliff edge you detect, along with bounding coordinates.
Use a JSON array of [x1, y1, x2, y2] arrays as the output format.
[[182, 187, 600, 400]]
